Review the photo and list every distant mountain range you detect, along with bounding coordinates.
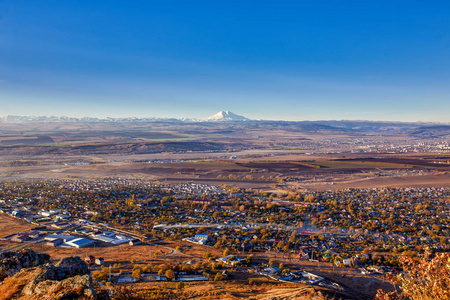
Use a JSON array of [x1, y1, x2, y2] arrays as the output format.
[[1, 112, 449, 136], [0, 111, 250, 123], [1, 112, 450, 142]]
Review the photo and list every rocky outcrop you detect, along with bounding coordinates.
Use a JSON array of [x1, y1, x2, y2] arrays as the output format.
[[0, 248, 49, 280], [23, 272, 95, 299], [27, 256, 89, 283], [0, 253, 101, 300], [22, 256, 96, 299], [55, 256, 89, 277]]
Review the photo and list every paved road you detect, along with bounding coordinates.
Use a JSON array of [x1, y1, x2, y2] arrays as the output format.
[[0, 240, 40, 254], [148, 242, 191, 258]]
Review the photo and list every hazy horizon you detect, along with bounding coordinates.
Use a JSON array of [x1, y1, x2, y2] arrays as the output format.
[[1, 111, 449, 124], [1, 1, 449, 122]]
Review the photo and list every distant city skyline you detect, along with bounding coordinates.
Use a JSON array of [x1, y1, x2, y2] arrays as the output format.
[[1, 1, 449, 122]]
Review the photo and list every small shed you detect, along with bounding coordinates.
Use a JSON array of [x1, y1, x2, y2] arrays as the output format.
[[95, 257, 105, 265], [129, 238, 142, 246], [343, 259, 352, 267]]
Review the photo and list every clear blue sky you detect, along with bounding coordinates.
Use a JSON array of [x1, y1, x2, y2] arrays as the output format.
[[1, 0, 449, 121]]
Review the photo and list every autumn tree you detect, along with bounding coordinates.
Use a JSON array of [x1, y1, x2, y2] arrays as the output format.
[[92, 270, 107, 282], [165, 269, 175, 281], [375, 252, 450, 300], [131, 268, 142, 279]]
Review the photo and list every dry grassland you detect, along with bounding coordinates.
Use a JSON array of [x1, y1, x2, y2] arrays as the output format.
[[0, 214, 33, 237], [27, 242, 171, 266], [131, 280, 331, 300]]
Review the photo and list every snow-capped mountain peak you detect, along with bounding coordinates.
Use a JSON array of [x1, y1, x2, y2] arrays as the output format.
[[206, 111, 249, 121]]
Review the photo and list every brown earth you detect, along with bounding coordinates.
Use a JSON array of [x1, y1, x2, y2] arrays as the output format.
[[0, 215, 34, 253], [303, 173, 450, 191], [2, 154, 450, 191], [27, 242, 172, 266], [129, 278, 339, 300], [0, 215, 34, 238]]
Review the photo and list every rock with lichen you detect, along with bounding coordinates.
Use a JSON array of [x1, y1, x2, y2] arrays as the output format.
[[0, 248, 49, 280], [0, 254, 102, 300]]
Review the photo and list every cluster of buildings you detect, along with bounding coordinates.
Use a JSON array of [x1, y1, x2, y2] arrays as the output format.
[[1, 198, 138, 250], [163, 183, 225, 197], [1, 179, 449, 278]]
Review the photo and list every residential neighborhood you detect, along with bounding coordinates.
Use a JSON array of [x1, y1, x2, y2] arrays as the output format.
[[0, 178, 449, 298]]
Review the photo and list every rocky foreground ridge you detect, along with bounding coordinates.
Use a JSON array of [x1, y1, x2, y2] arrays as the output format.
[[0, 248, 105, 300], [0, 248, 50, 281]]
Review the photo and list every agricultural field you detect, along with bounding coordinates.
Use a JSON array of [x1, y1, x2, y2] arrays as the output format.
[[2, 153, 450, 191]]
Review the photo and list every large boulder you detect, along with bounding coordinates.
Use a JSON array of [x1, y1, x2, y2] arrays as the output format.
[[0, 248, 49, 280], [32, 264, 69, 282], [0, 253, 102, 300], [24, 273, 96, 299], [29, 256, 89, 282], [55, 256, 89, 277], [22, 256, 96, 299]]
